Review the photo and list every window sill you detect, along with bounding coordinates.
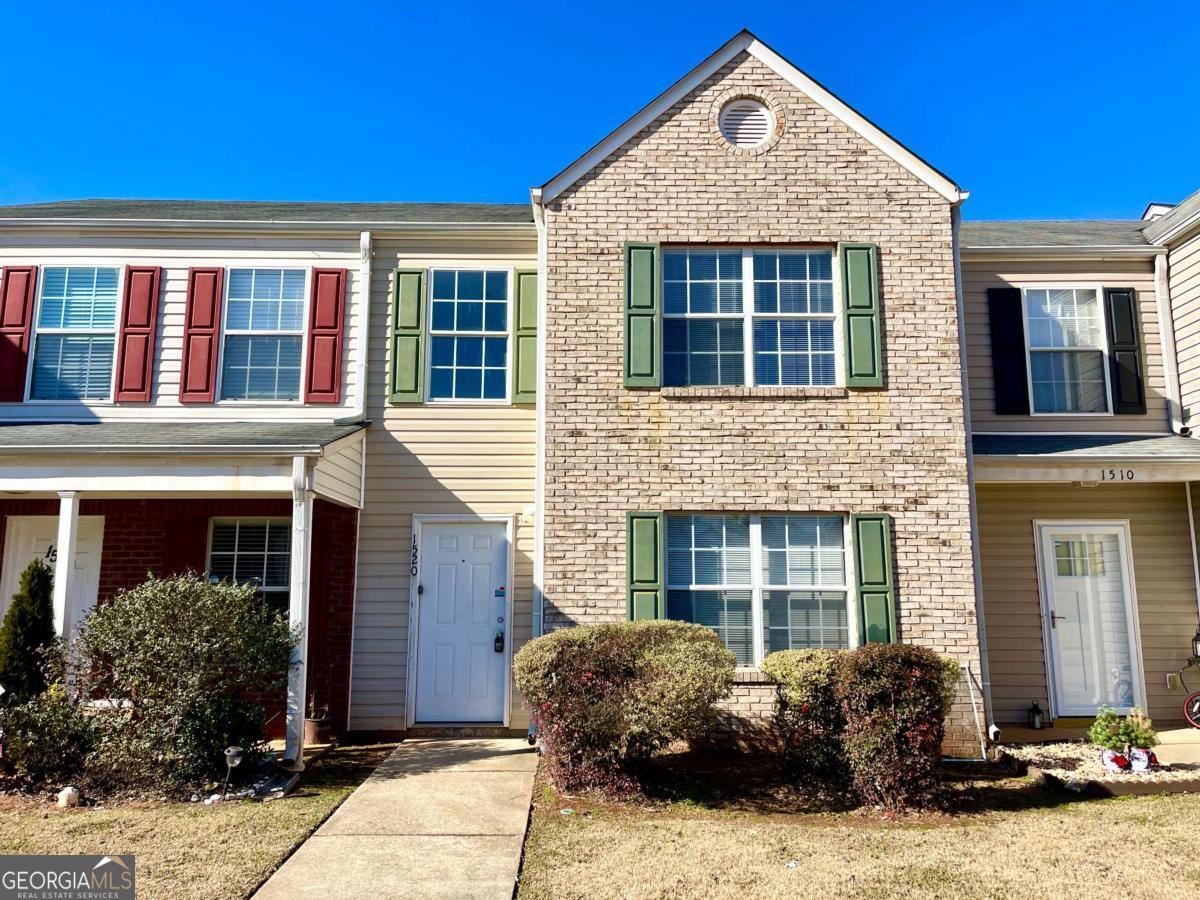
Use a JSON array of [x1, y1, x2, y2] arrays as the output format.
[[660, 385, 848, 400]]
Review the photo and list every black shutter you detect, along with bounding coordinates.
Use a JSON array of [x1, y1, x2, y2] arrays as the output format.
[[987, 287, 1030, 415], [1103, 287, 1146, 415]]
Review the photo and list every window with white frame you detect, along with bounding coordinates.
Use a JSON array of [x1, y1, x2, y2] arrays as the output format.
[[666, 513, 849, 666], [29, 266, 120, 400], [428, 269, 509, 401], [1023, 287, 1109, 414], [662, 248, 837, 387], [208, 519, 291, 613], [221, 268, 306, 401]]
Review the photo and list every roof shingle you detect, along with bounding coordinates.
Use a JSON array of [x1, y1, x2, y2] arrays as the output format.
[[960, 220, 1150, 249]]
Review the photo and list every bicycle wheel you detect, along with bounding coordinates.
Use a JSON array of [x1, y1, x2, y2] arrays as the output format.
[[1186, 691, 1200, 729]]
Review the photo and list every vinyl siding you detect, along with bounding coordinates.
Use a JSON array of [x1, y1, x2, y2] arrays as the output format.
[[313, 433, 364, 509], [1168, 228, 1200, 429], [348, 235, 537, 732], [978, 482, 1198, 725], [0, 230, 365, 420], [963, 257, 1169, 432]]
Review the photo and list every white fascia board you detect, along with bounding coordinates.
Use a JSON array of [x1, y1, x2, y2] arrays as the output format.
[[539, 30, 964, 205], [961, 245, 1166, 259], [0, 218, 535, 237], [0, 460, 294, 493], [0, 444, 331, 456]]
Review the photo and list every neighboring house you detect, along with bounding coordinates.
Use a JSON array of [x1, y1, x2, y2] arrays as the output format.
[[0, 29, 1196, 758]]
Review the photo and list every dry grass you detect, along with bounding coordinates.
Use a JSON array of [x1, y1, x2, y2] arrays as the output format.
[[0, 743, 394, 900], [518, 751, 1200, 900]]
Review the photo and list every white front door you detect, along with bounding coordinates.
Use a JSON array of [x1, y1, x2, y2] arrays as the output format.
[[413, 521, 509, 724], [1038, 523, 1142, 716], [0, 516, 105, 637]]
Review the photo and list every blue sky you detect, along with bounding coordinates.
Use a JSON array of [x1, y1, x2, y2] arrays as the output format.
[[1, 1, 1196, 219]]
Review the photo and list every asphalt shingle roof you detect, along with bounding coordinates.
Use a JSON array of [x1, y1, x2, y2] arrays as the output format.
[[0, 421, 366, 453], [0, 199, 534, 226], [960, 220, 1151, 249], [972, 433, 1200, 459]]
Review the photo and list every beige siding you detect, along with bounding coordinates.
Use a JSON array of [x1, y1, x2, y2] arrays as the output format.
[[963, 257, 1169, 432], [978, 482, 1198, 725], [349, 235, 537, 732], [1169, 228, 1200, 428], [0, 230, 365, 421], [313, 434, 364, 509]]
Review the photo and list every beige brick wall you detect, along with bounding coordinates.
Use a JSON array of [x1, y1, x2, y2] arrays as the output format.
[[541, 51, 984, 752]]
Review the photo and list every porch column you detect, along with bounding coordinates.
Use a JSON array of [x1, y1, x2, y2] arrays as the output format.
[[285, 458, 314, 766], [51, 491, 80, 637]]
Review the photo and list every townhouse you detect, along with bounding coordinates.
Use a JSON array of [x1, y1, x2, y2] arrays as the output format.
[[0, 29, 1196, 759]]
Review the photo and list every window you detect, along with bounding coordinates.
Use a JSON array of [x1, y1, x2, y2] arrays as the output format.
[[208, 519, 291, 613], [666, 513, 849, 666], [1023, 287, 1109, 414], [221, 268, 306, 400], [30, 266, 120, 400], [662, 248, 837, 387], [428, 269, 509, 401]]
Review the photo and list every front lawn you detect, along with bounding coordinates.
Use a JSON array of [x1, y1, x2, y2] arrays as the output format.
[[518, 750, 1200, 899], [0, 743, 394, 900]]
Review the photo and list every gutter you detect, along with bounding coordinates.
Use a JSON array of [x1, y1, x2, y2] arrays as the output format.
[[961, 245, 1166, 259], [0, 443, 344, 456], [336, 231, 373, 426], [1154, 251, 1187, 434], [0, 217, 536, 236]]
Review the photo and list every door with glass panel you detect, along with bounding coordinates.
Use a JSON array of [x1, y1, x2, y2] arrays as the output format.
[[1037, 523, 1141, 715]]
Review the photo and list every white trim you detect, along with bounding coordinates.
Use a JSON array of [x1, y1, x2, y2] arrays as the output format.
[[423, 266, 515, 406], [531, 196, 548, 639], [1033, 519, 1146, 718], [538, 30, 963, 205], [962, 246, 1166, 260], [406, 513, 516, 728], [1019, 284, 1114, 417], [1154, 252, 1185, 433], [284, 457, 314, 765], [0, 218, 536, 237], [51, 491, 80, 637]]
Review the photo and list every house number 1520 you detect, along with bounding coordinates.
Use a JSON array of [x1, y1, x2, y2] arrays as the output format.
[[1100, 468, 1135, 482]]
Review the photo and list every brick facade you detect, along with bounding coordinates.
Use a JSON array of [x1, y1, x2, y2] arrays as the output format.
[[0, 497, 358, 735], [540, 52, 984, 754]]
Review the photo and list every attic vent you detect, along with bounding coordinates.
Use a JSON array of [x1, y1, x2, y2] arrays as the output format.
[[719, 100, 773, 148]]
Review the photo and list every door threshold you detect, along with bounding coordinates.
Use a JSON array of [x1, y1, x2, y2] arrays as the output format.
[[406, 724, 523, 739]]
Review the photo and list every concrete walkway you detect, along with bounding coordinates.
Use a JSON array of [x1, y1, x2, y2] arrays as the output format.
[[255, 738, 538, 900]]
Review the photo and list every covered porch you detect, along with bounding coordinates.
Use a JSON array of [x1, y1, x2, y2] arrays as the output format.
[[0, 421, 366, 764], [973, 433, 1200, 735]]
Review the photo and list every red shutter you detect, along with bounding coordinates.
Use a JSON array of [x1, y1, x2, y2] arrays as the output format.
[[179, 267, 224, 403], [0, 266, 37, 402], [304, 268, 347, 404], [113, 265, 162, 402]]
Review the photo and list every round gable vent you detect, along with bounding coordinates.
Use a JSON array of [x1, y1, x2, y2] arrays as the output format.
[[719, 99, 773, 148]]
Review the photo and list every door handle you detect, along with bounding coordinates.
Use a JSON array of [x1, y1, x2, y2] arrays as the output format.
[[494, 632, 505, 654], [1049, 614, 1067, 628]]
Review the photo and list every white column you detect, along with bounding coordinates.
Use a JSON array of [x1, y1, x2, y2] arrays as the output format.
[[51, 491, 80, 638], [285, 458, 314, 766]]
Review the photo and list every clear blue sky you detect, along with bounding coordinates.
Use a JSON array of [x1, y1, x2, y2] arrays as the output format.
[[1, 1, 1197, 220]]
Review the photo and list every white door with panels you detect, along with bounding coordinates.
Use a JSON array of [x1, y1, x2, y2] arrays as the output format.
[[0, 516, 105, 637], [1038, 523, 1142, 716], [413, 521, 509, 723]]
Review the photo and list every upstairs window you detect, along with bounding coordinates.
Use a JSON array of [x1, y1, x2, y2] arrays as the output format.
[[208, 519, 291, 614], [30, 266, 120, 400], [428, 269, 509, 402], [1023, 287, 1109, 414], [662, 248, 838, 387], [221, 268, 306, 401]]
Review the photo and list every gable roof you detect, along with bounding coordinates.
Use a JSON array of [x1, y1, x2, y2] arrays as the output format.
[[1142, 186, 1200, 245], [960, 220, 1152, 250], [536, 29, 964, 205]]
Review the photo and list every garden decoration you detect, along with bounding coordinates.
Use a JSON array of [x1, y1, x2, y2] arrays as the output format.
[[1088, 707, 1159, 773]]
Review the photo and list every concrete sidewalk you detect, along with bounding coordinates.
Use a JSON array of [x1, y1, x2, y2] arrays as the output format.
[[255, 738, 538, 900]]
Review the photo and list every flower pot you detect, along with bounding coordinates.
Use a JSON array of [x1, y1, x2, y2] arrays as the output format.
[[1129, 747, 1157, 773], [304, 716, 332, 746], [1100, 748, 1130, 772]]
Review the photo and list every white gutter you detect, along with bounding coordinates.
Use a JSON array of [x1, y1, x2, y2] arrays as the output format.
[[953, 204, 996, 746], [1154, 251, 1187, 434], [530, 188, 548, 638], [336, 230, 373, 425], [0, 218, 535, 236], [962, 246, 1166, 259], [0, 443, 347, 456]]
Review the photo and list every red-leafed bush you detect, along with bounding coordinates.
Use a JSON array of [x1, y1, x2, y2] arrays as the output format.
[[834, 643, 959, 811], [513, 621, 735, 794]]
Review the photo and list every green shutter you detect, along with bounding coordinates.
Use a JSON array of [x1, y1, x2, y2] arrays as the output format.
[[840, 243, 883, 388], [852, 513, 897, 644], [512, 270, 538, 405], [624, 242, 661, 387], [627, 511, 665, 620], [390, 269, 425, 403]]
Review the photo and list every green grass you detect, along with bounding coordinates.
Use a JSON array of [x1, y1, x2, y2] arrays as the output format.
[[0, 743, 394, 900]]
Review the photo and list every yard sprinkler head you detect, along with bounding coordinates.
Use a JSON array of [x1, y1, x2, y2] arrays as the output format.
[[221, 746, 245, 800]]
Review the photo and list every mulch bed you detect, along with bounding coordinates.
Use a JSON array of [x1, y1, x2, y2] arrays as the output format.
[[1001, 741, 1200, 796]]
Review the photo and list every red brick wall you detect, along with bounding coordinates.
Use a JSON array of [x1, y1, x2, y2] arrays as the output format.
[[0, 497, 358, 735]]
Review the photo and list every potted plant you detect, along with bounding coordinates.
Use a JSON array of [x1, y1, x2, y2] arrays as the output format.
[[1121, 709, 1159, 773], [304, 692, 332, 746], [1087, 707, 1159, 773]]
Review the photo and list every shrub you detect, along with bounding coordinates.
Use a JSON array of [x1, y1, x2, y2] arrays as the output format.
[[514, 620, 735, 793], [1088, 707, 1159, 752], [0, 558, 56, 702], [0, 683, 97, 785], [74, 573, 294, 794], [760, 649, 846, 781], [834, 643, 960, 811]]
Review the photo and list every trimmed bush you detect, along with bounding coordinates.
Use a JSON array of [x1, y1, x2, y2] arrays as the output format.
[[760, 649, 846, 781], [514, 620, 735, 793], [75, 573, 295, 794], [834, 643, 960, 811], [0, 683, 97, 785], [1088, 707, 1159, 752], [0, 558, 56, 702]]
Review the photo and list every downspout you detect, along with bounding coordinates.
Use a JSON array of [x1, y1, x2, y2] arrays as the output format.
[[1154, 250, 1187, 434], [530, 189, 548, 638], [952, 204, 997, 748], [336, 230, 373, 425]]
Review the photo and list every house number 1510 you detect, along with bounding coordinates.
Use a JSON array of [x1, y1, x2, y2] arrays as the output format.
[[1100, 468, 1135, 482]]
